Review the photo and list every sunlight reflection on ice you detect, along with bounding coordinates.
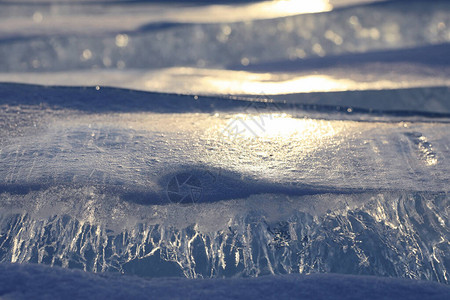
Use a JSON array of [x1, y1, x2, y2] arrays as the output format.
[[168, 0, 332, 23], [244, 0, 332, 18], [1, 66, 448, 95], [214, 114, 342, 177], [0, 0, 334, 38], [142, 68, 449, 95], [202, 74, 355, 94], [221, 113, 338, 140]]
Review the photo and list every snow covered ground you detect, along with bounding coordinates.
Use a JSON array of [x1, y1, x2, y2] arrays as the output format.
[[1, 263, 449, 300], [0, 0, 449, 298]]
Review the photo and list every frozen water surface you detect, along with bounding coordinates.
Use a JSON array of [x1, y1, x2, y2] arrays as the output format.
[[0, 0, 449, 298], [0, 84, 449, 282]]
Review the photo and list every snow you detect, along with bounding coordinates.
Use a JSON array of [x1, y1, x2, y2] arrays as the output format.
[[0, 0, 449, 297], [0, 263, 449, 300]]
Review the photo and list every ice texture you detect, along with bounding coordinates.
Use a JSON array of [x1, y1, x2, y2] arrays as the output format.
[[0, 0, 449, 293], [0, 0, 449, 72], [0, 84, 449, 283]]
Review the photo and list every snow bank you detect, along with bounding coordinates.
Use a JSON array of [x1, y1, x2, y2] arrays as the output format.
[[0, 263, 449, 300]]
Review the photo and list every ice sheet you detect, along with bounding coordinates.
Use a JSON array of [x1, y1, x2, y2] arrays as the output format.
[[0, 0, 449, 287]]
